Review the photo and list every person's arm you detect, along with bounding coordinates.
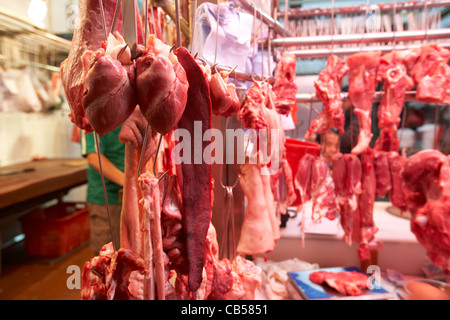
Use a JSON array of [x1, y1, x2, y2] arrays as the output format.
[[86, 153, 125, 187]]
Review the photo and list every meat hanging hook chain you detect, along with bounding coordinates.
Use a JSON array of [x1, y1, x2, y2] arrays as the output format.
[[110, 0, 122, 35], [98, 0, 108, 41], [94, 133, 118, 251], [94, 0, 117, 252], [214, 0, 220, 65]]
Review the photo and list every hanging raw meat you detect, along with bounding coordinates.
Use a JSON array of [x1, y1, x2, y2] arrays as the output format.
[[374, 50, 414, 152], [81, 242, 149, 300], [373, 150, 392, 199], [60, 0, 123, 133], [402, 150, 450, 274], [305, 55, 348, 141], [332, 153, 362, 245], [294, 153, 315, 205], [209, 69, 241, 117], [236, 163, 276, 256], [310, 157, 338, 222], [272, 52, 298, 115], [356, 148, 378, 261], [81, 33, 137, 135], [238, 81, 268, 129], [136, 35, 189, 134], [174, 47, 213, 293], [403, 44, 450, 104], [347, 51, 381, 155], [387, 151, 407, 213]]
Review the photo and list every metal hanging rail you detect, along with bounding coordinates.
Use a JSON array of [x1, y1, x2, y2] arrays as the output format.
[[264, 28, 450, 48], [289, 42, 450, 59], [277, 0, 450, 19], [214, 64, 275, 84], [296, 91, 424, 103], [237, 0, 293, 37]]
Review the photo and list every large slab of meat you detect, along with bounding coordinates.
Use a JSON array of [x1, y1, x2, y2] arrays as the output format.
[[136, 35, 189, 134], [347, 51, 381, 155], [305, 55, 348, 140], [81, 242, 149, 300], [332, 153, 362, 245], [403, 44, 450, 104], [272, 52, 298, 115], [402, 150, 450, 273], [174, 47, 213, 292], [60, 0, 122, 133], [357, 148, 378, 261], [373, 150, 392, 199], [309, 270, 370, 296], [387, 151, 407, 213], [236, 163, 277, 256], [311, 157, 338, 222], [374, 51, 414, 152]]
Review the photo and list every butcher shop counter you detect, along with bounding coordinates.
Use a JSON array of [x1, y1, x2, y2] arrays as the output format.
[[0, 158, 88, 215], [267, 201, 428, 277]]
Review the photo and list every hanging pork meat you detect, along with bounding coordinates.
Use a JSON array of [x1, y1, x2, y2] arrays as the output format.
[[374, 51, 414, 152], [174, 47, 213, 293], [403, 44, 450, 104], [136, 35, 189, 135], [347, 51, 381, 155], [60, 0, 123, 133], [402, 150, 450, 274], [272, 52, 298, 115], [305, 55, 348, 141]]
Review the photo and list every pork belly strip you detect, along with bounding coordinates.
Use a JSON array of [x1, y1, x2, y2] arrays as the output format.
[[174, 46, 213, 292]]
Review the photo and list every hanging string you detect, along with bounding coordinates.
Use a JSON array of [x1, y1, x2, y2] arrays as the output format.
[[392, 0, 397, 50], [219, 117, 240, 260], [214, 0, 220, 65], [330, 0, 335, 55], [359, 0, 370, 51]]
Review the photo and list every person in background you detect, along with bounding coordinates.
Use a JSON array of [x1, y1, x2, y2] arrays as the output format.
[[81, 126, 125, 254], [319, 129, 340, 166], [340, 87, 360, 154]]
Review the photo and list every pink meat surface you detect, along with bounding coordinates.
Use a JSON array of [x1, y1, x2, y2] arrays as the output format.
[[347, 51, 381, 155], [374, 51, 414, 152], [387, 151, 407, 212], [373, 150, 392, 198], [332, 153, 362, 245], [174, 47, 213, 292], [136, 35, 189, 135], [272, 52, 298, 115], [305, 55, 348, 140], [309, 270, 370, 296], [81, 242, 149, 300], [294, 153, 316, 204], [403, 44, 450, 103], [403, 150, 450, 273], [238, 81, 268, 129], [81, 34, 137, 136], [237, 163, 276, 256], [60, 0, 122, 132], [311, 157, 338, 222], [357, 148, 378, 261]]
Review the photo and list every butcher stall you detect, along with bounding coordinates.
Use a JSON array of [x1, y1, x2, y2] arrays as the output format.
[[0, 0, 449, 303]]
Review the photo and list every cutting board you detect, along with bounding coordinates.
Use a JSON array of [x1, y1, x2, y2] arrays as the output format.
[[287, 266, 393, 300]]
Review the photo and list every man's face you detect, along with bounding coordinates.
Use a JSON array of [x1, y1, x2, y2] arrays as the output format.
[[322, 132, 340, 163]]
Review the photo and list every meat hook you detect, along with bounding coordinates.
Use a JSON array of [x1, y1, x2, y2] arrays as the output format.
[[110, 0, 122, 35], [94, 133, 118, 251]]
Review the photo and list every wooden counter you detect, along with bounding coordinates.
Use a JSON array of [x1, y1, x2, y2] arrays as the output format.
[[0, 158, 88, 214]]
